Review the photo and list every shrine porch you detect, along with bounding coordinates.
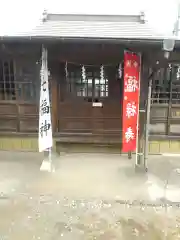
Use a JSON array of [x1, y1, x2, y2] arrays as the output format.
[[0, 38, 180, 153]]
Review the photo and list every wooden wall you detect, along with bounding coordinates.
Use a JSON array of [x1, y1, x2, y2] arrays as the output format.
[[0, 41, 180, 144], [0, 43, 40, 133], [150, 104, 180, 136], [0, 102, 38, 133]]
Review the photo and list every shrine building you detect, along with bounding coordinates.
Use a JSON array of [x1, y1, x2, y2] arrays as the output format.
[[0, 12, 180, 154]]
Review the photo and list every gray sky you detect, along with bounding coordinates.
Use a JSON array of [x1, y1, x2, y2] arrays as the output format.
[[0, 0, 179, 35]]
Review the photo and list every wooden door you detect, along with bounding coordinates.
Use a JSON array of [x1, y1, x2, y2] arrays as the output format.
[[91, 68, 122, 142], [57, 64, 122, 143], [58, 65, 93, 134]]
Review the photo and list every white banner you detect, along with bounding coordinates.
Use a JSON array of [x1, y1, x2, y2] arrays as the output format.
[[38, 46, 53, 152]]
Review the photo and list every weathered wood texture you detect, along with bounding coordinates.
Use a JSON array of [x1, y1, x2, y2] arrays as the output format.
[[0, 102, 38, 132], [150, 104, 180, 136], [0, 42, 180, 143], [0, 43, 40, 133]]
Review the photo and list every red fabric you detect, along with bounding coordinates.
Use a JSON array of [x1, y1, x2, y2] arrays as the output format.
[[122, 52, 140, 152]]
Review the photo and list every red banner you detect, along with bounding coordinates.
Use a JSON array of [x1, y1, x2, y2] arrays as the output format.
[[122, 51, 140, 152]]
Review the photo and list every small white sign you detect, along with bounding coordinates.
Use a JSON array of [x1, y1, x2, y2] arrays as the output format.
[[92, 102, 103, 107], [38, 47, 53, 152]]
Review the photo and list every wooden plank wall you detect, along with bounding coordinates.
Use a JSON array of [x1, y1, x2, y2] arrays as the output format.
[[0, 42, 180, 142], [150, 104, 180, 136], [0, 102, 38, 133]]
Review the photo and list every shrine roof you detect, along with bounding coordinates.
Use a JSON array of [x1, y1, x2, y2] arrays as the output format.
[[4, 12, 167, 41]]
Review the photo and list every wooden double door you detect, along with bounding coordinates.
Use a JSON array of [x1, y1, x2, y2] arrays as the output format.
[[57, 67, 122, 142]]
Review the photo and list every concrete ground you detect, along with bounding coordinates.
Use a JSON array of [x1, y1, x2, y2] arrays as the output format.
[[1, 151, 180, 239]]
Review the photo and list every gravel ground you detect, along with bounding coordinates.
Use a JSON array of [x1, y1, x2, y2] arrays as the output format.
[[1, 152, 180, 239], [1, 195, 180, 240]]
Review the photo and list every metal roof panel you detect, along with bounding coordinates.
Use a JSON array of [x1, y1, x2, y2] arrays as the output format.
[[15, 13, 164, 40]]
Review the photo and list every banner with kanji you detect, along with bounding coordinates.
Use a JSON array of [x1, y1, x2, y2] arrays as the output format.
[[38, 47, 53, 152], [122, 51, 141, 152]]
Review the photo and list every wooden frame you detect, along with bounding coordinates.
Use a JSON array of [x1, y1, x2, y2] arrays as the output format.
[[0, 41, 180, 143]]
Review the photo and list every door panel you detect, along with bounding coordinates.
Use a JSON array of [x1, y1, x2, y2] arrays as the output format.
[[58, 102, 92, 132], [57, 64, 122, 140]]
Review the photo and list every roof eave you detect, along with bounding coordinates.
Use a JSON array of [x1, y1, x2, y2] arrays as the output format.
[[0, 35, 165, 44]]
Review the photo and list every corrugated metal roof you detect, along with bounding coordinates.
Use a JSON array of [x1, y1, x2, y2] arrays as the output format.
[[16, 13, 164, 40]]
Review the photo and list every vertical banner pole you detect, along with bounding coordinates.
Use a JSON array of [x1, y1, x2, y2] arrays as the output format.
[[143, 78, 152, 169], [49, 147, 52, 172], [135, 53, 141, 166]]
